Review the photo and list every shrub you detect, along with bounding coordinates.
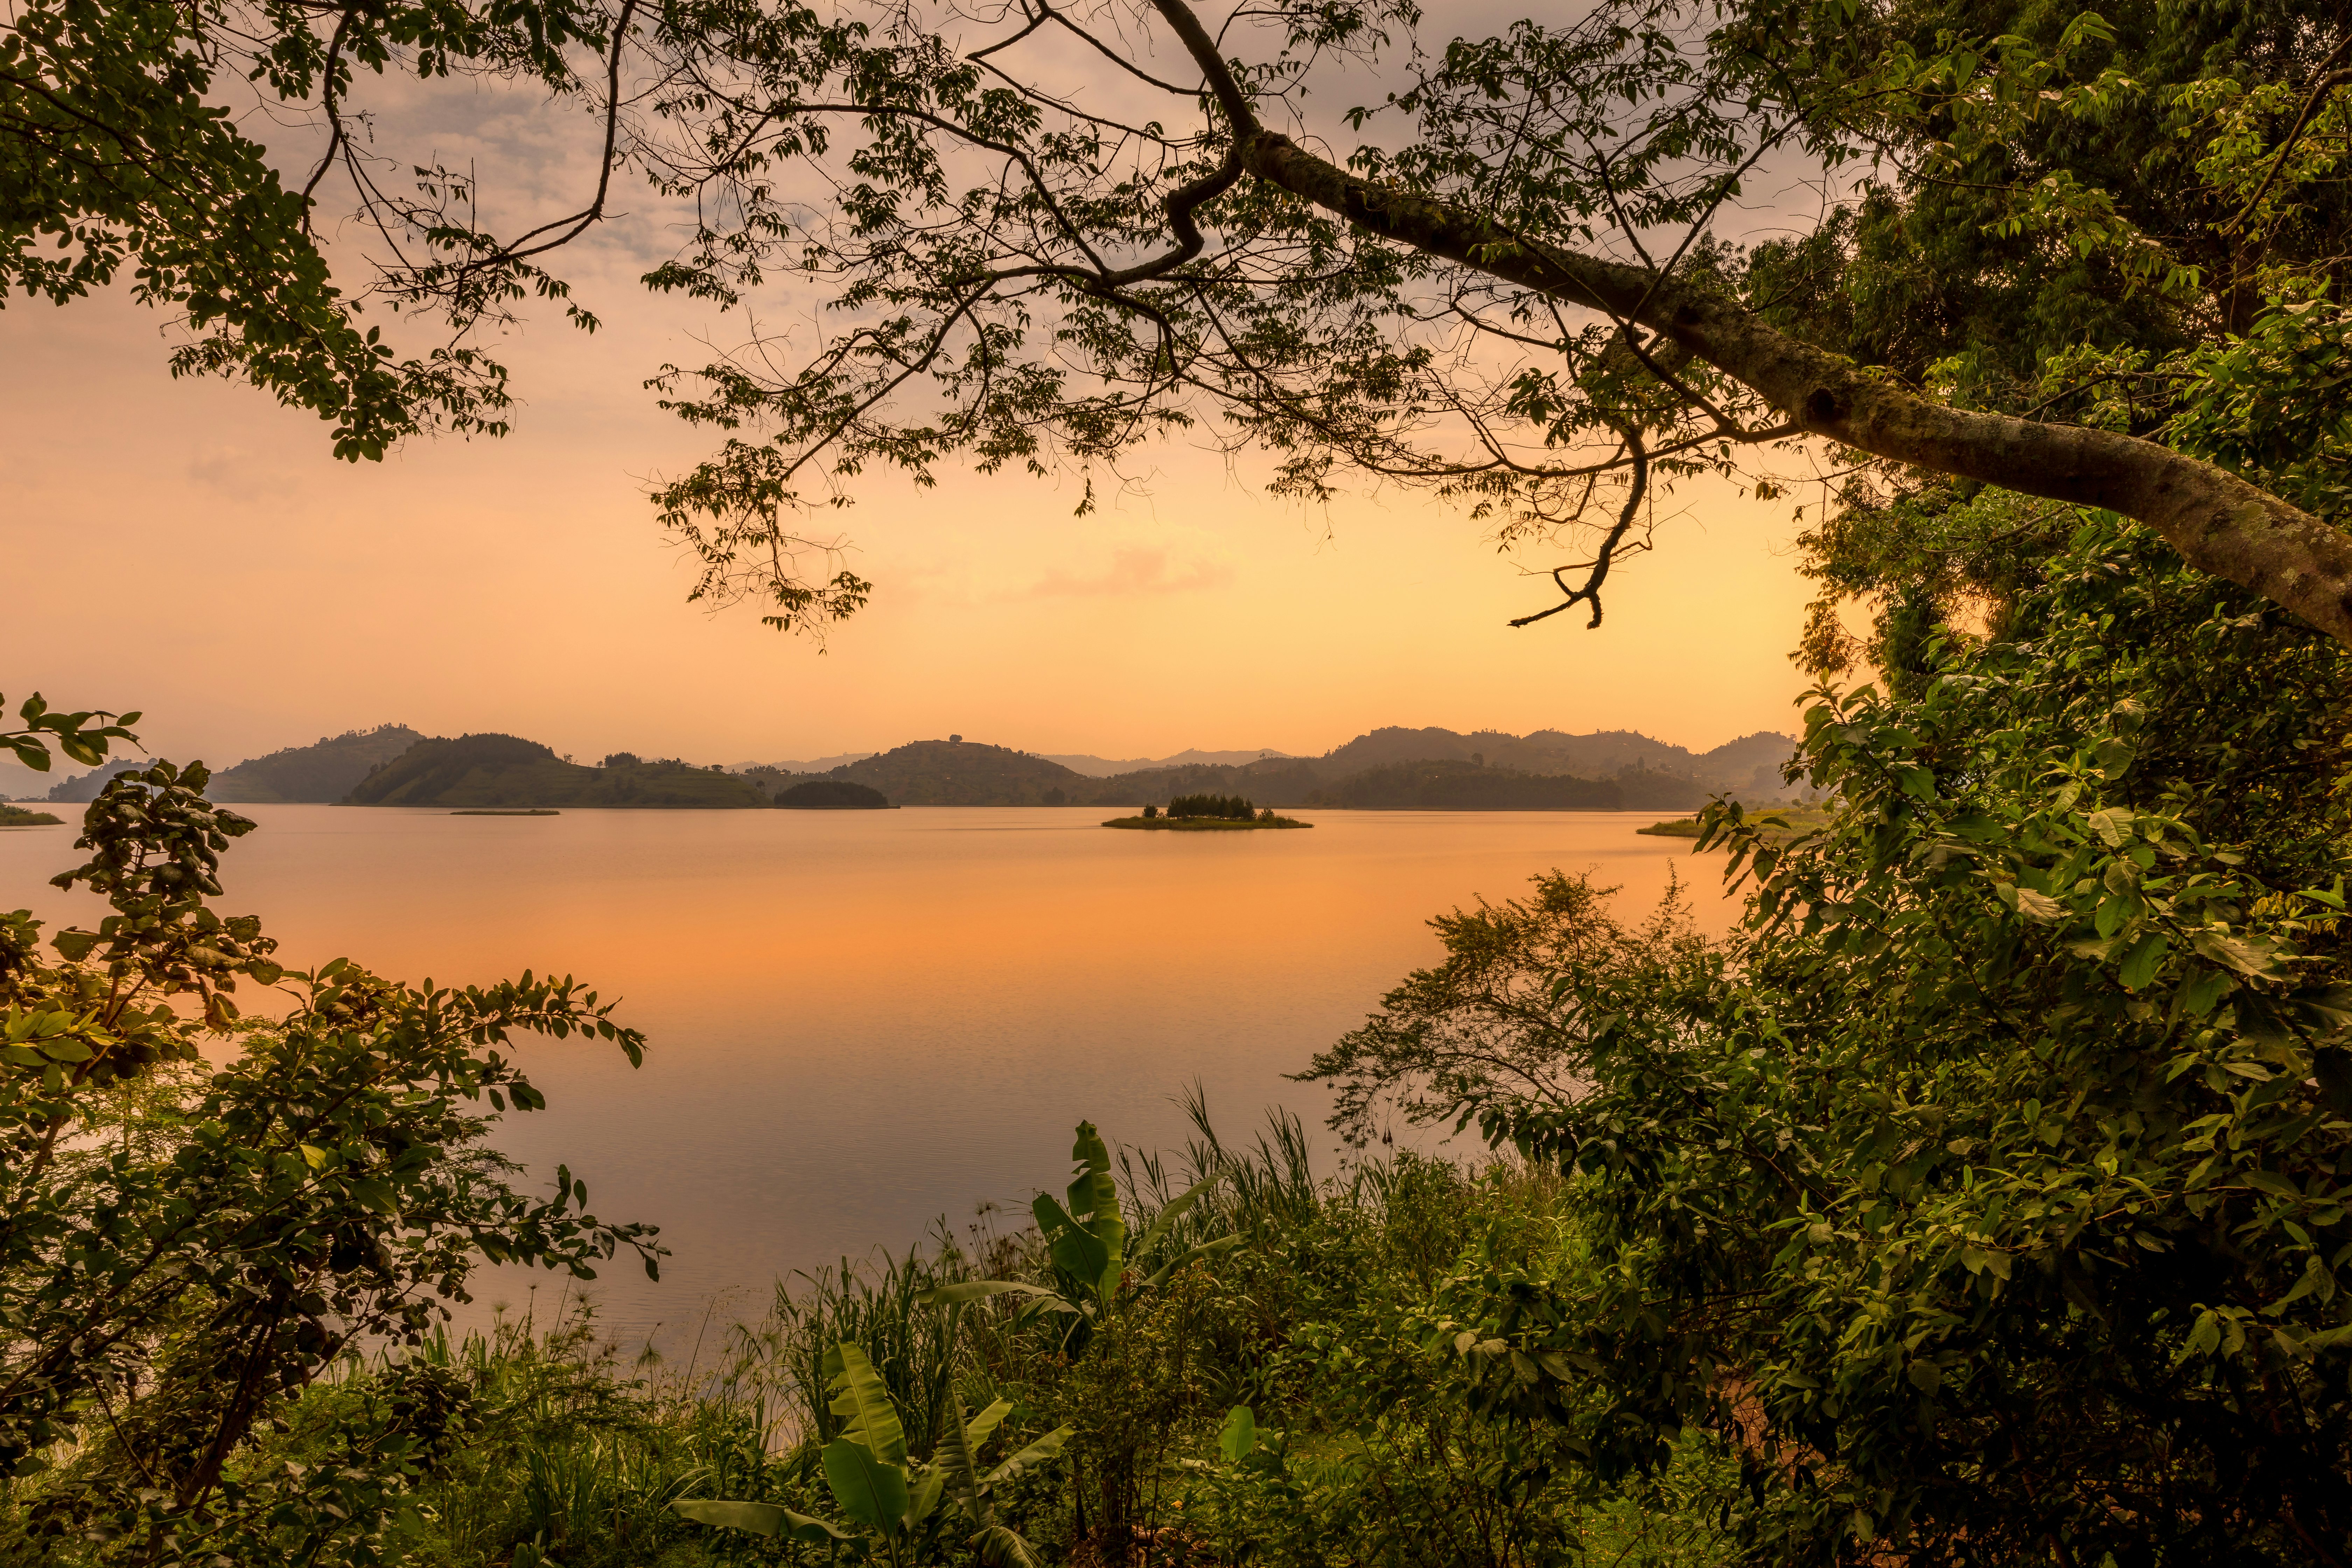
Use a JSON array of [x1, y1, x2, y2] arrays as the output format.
[[1166, 793, 1254, 820]]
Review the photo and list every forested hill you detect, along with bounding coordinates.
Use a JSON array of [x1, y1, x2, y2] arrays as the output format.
[[209, 724, 425, 802], [1312, 726, 1794, 794], [827, 740, 1091, 805], [345, 735, 766, 808]]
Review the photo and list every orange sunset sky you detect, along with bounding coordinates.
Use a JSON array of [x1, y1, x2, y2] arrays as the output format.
[[1, 61, 1826, 774]]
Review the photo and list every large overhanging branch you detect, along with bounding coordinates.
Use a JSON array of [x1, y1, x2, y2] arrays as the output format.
[[1146, 0, 2352, 651]]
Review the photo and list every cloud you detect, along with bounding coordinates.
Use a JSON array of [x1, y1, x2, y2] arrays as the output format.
[[1020, 546, 1236, 599], [187, 446, 301, 498]]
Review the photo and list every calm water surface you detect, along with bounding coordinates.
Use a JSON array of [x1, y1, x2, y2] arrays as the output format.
[[0, 806, 1742, 1344]]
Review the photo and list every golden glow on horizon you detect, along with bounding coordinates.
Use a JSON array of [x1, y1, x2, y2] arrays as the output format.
[[1, 287, 1818, 770]]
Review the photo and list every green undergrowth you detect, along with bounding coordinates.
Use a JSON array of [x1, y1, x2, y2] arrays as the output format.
[[2, 1108, 1734, 1568]]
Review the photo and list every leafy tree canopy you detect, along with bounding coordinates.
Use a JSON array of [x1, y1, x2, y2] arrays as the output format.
[[9, 0, 2347, 639], [1310, 512, 2352, 1562]]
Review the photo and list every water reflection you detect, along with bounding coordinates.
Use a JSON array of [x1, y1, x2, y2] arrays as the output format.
[[0, 805, 1744, 1345]]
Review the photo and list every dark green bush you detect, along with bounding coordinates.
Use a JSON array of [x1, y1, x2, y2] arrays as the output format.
[[1166, 794, 1254, 820]]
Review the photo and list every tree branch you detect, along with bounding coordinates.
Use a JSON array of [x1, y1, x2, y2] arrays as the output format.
[[1145, 0, 2352, 651]]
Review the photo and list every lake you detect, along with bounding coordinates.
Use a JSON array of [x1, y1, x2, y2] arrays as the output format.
[[0, 805, 1745, 1347]]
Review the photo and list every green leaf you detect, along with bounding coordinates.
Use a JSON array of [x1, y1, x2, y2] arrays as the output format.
[[1065, 1121, 1126, 1280], [907, 1462, 948, 1527], [1142, 1232, 1245, 1289], [938, 1397, 994, 1527], [2015, 888, 2065, 922], [981, 1424, 1074, 1487], [1037, 1194, 1112, 1291], [973, 1523, 1047, 1567], [1218, 1406, 1258, 1464], [673, 1499, 852, 1544], [2193, 930, 2279, 977], [964, 1397, 1013, 1451], [827, 1343, 908, 1466], [823, 1436, 911, 1535], [2118, 931, 2169, 991]]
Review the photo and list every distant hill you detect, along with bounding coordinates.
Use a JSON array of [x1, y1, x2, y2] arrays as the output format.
[[1310, 725, 1796, 797], [1043, 747, 1295, 777], [29, 758, 159, 804], [345, 734, 767, 808], [209, 724, 426, 803], [831, 740, 1090, 806], [1306, 761, 1628, 811], [21, 722, 428, 804]]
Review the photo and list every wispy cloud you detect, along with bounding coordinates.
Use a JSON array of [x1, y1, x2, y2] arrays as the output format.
[[1020, 546, 1236, 599], [187, 446, 301, 498]]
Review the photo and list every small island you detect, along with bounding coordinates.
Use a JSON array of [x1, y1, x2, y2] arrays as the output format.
[[0, 804, 64, 827], [1103, 793, 1312, 831]]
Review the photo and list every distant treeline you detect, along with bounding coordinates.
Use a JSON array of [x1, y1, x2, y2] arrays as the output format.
[[348, 734, 766, 809], [1304, 761, 1629, 811], [738, 741, 1716, 811]]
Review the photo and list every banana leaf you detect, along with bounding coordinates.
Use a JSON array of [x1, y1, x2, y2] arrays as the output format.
[[982, 1423, 1075, 1487], [1066, 1122, 1127, 1274], [1035, 1193, 1112, 1295], [907, 1462, 948, 1527], [823, 1436, 911, 1536], [937, 1398, 992, 1527], [964, 1396, 1015, 1450], [974, 1523, 1048, 1567], [673, 1498, 855, 1545], [1218, 1406, 1258, 1464], [826, 1343, 909, 1466]]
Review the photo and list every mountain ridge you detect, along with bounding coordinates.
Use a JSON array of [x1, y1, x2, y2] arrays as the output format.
[[14, 722, 1801, 811]]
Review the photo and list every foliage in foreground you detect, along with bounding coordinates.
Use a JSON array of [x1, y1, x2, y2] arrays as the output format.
[[5, 1098, 1734, 1568], [0, 723, 661, 1565], [1311, 512, 2352, 1563]]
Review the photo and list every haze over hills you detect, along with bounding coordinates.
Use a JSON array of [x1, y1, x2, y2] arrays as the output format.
[[9, 721, 1802, 811], [1040, 747, 1296, 777], [724, 751, 878, 774], [209, 724, 425, 802]]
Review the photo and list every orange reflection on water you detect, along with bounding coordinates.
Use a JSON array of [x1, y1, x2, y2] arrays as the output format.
[[0, 805, 1743, 1341]]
